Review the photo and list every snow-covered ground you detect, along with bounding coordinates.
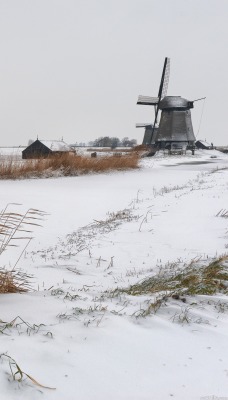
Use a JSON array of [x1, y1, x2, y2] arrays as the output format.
[[0, 147, 25, 158], [1, 149, 228, 400]]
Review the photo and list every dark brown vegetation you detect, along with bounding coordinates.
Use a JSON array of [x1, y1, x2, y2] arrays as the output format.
[[0, 153, 139, 179], [0, 268, 31, 293]]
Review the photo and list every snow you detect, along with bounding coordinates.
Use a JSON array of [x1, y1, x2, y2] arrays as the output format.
[[196, 140, 212, 147], [39, 140, 74, 152], [1, 149, 228, 400], [0, 147, 25, 158]]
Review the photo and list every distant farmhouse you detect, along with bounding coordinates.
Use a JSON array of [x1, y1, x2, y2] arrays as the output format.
[[195, 140, 213, 150], [22, 140, 75, 159]]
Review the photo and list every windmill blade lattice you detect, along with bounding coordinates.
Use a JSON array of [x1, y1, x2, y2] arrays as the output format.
[[160, 58, 170, 99]]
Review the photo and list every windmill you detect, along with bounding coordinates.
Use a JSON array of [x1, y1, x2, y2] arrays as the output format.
[[136, 57, 196, 152], [135, 123, 158, 145]]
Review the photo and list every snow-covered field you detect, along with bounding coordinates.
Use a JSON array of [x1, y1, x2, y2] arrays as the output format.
[[0, 147, 25, 159], [1, 149, 228, 400]]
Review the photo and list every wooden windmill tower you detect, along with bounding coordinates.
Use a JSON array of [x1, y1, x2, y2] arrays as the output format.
[[135, 123, 158, 145], [136, 58, 196, 152]]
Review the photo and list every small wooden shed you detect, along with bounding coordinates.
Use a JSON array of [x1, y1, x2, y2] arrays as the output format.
[[22, 140, 75, 159], [195, 140, 213, 150]]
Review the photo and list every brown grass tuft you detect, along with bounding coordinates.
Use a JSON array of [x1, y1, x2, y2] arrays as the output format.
[[0, 153, 139, 179], [130, 144, 148, 152], [0, 205, 45, 293], [0, 268, 31, 293], [116, 255, 228, 297]]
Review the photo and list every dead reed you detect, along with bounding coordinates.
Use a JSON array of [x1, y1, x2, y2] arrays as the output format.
[[0, 205, 45, 293], [130, 144, 149, 152], [0, 153, 139, 179], [0, 353, 56, 389], [0, 268, 31, 293], [116, 255, 228, 297]]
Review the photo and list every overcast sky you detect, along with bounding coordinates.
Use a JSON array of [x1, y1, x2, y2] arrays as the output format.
[[0, 0, 227, 146]]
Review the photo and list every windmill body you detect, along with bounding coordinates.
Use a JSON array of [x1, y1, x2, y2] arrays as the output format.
[[137, 58, 196, 152], [135, 123, 158, 145], [154, 96, 196, 149]]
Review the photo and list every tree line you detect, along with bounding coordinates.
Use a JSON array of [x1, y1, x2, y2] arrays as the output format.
[[88, 136, 137, 148], [27, 136, 137, 148]]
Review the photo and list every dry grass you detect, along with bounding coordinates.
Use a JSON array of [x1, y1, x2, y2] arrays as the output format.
[[0, 205, 45, 255], [0, 153, 139, 179], [0, 205, 45, 293], [0, 353, 56, 389], [107, 256, 228, 318], [130, 144, 148, 152], [116, 255, 228, 297], [0, 268, 31, 293]]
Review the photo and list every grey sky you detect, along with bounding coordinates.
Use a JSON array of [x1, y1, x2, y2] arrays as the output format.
[[0, 0, 227, 146]]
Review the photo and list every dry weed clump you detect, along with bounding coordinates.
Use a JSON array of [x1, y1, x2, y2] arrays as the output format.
[[117, 255, 228, 298], [0, 153, 139, 179], [0, 205, 45, 293], [107, 256, 228, 318], [0, 268, 31, 293]]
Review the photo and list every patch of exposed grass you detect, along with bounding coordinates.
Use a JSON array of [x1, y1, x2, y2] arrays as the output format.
[[0, 153, 139, 180], [117, 255, 228, 298]]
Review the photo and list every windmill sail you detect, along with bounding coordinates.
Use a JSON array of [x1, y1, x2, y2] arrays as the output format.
[[136, 123, 154, 128], [136, 57, 197, 151], [137, 96, 159, 106], [152, 57, 170, 141], [136, 57, 171, 145], [158, 57, 170, 100]]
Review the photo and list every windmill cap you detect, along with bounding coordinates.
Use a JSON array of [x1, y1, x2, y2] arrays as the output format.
[[159, 96, 193, 110]]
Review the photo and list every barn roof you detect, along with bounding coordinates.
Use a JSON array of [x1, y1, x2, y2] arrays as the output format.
[[39, 140, 73, 152]]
